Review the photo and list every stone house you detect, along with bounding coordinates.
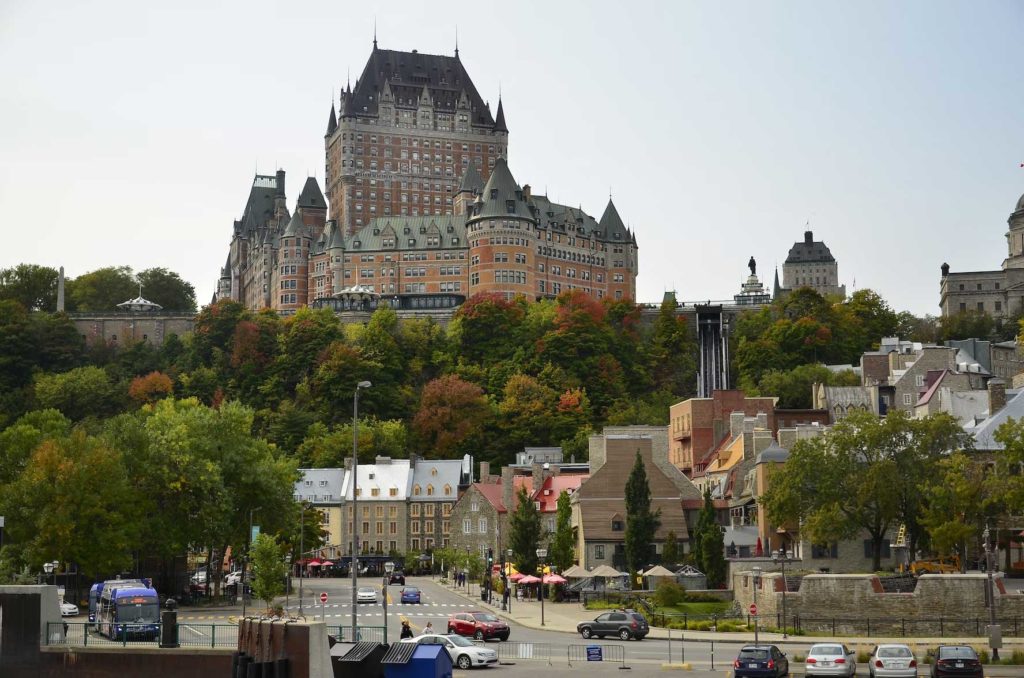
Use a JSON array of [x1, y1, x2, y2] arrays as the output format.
[[407, 458, 468, 553], [342, 456, 412, 557]]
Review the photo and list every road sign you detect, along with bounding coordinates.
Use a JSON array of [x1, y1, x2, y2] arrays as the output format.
[[749, 603, 757, 616], [320, 592, 328, 604]]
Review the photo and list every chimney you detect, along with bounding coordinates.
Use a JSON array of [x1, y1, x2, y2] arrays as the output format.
[[804, 230, 813, 244], [751, 430, 773, 460], [523, 184, 531, 201], [778, 428, 797, 450], [375, 456, 391, 465], [276, 169, 286, 195], [729, 411, 746, 438], [479, 461, 490, 483], [988, 379, 1007, 416], [755, 412, 768, 430], [501, 467, 514, 513]]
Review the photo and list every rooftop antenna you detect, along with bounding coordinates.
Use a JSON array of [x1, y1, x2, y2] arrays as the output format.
[[373, 17, 377, 49], [455, 25, 459, 57]]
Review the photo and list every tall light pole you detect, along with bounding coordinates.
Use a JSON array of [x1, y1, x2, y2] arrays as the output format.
[[536, 548, 547, 627], [506, 549, 514, 614], [242, 507, 261, 618], [752, 565, 761, 646], [984, 524, 1001, 661], [772, 549, 794, 638], [351, 380, 372, 642], [299, 502, 309, 616]]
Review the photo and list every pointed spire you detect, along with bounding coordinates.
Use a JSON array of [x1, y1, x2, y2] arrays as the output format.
[[493, 97, 508, 133], [773, 266, 782, 299], [326, 102, 338, 136], [373, 17, 377, 50], [455, 25, 459, 58]]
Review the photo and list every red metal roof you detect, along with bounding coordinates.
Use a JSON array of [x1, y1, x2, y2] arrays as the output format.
[[533, 474, 589, 512]]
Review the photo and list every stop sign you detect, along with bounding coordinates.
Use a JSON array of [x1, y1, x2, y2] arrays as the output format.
[[320, 592, 328, 604], [749, 603, 757, 616]]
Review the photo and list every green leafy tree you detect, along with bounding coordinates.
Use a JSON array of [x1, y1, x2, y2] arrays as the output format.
[[33, 366, 123, 421], [940, 311, 995, 341], [624, 450, 660, 586], [701, 521, 727, 588], [755, 364, 859, 409], [509, 485, 541, 575], [691, 488, 716, 572], [250, 532, 287, 611], [662, 530, 680, 568], [135, 267, 196, 312], [0, 264, 60, 311], [67, 266, 137, 311], [921, 452, 999, 563], [549, 490, 575, 571]]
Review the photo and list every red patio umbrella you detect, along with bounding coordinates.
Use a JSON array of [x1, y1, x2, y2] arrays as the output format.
[[321, 560, 334, 567], [308, 559, 322, 567], [509, 572, 525, 582], [542, 573, 566, 584], [517, 574, 541, 584], [755, 538, 763, 557]]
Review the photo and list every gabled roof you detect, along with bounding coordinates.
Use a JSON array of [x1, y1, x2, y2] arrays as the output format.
[[917, 369, 949, 407], [534, 474, 589, 513], [239, 174, 282, 232], [471, 476, 534, 513], [295, 468, 346, 504], [348, 47, 494, 127], [282, 211, 304, 238], [409, 459, 463, 501], [965, 388, 1024, 450], [457, 164, 484, 194], [342, 459, 412, 500], [785, 231, 835, 264], [350, 215, 465, 251], [297, 177, 327, 210]]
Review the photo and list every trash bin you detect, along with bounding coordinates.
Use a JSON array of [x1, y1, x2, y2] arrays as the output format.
[[159, 600, 179, 648], [332, 641, 388, 678], [383, 643, 453, 678]]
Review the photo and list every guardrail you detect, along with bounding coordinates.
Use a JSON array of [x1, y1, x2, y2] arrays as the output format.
[[567, 643, 629, 669], [327, 625, 387, 643], [473, 640, 552, 665], [47, 622, 238, 648]]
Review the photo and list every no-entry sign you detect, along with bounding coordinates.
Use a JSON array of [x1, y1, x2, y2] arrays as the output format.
[[320, 592, 328, 604], [749, 603, 757, 616]]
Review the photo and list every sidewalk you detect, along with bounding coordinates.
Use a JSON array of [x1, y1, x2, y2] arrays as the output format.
[[439, 580, 1024, 649]]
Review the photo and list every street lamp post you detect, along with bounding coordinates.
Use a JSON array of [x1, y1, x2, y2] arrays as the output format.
[[242, 507, 261, 619], [298, 502, 309, 616], [351, 380, 372, 642], [383, 561, 394, 644], [43, 561, 55, 586], [772, 549, 794, 638], [506, 549, 513, 614], [752, 565, 761, 646], [984, 524, 1001, 661], [536, 548, 547, 627]]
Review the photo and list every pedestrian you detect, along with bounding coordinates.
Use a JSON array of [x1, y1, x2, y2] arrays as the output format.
[[423, 621, 434, 635], [400, 620, 414, 639]]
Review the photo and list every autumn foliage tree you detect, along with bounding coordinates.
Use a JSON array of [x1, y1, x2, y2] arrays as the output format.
[[128, 371, 173, 404], [413, 375, 490, 458]]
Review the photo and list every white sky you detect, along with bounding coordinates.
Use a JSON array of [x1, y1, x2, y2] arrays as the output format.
[[1, 0, 1021, 314]]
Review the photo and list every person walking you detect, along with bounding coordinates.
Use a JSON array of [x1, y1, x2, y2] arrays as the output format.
[[423, 621, 434, 635], [400, 620, 414, 639]]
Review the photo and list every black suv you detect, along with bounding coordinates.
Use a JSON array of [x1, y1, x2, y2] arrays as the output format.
[[577, 609, 649, 640], [388, 571, 406, 585]]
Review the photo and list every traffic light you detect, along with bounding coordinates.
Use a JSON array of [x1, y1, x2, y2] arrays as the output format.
[[487, 548, 493, 566]]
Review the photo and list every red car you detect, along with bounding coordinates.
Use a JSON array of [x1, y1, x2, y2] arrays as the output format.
[[447, 611, 510, 641]]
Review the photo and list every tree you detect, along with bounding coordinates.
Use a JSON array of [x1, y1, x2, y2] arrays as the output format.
[[128, 371, 173, 404], [412, 375, 490, 458], [549, 490, 575, 571], [761, 410, 967, 570], [0, 264, 60, 311], [509, 485, 541, 575], [250, 532, 287, 612], [624, 450, 660, 586], [34, 366, 123, 421], [921, 452, 999, 564], [701, 522, 727, 588], [67, 266, 137, 311], [755, 364, 859, 409], [662, 530, 680, 568], [136, 267, 197, 312], [691, 488, 716, 572]]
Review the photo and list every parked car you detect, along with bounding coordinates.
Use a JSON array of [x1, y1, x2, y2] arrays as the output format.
[[447, 611, 510, 641], [930, 646, 983, 678], [805, 643, 857, 677], [389, 571, 406, 585], [576, 609, 649, 641], [60, 601, 80, 617], [356, 586, 377, 604], [401, 633, 498, 670], [400, 586, 421, 604], [869, 644, 918, 678], [732, 645, 789, 678]]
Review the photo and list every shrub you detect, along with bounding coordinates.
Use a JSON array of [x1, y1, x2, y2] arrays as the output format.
[[977, 649, 989, 665], [792, 654, 805, 662], [654, 579, 686, 608], [857, 651, 871, 664]]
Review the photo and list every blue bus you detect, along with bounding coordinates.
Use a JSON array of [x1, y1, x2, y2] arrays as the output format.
[[88, 578, 149, 627], [97, 584, 160, 640]]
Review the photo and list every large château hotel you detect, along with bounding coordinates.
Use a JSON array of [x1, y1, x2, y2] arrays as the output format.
[[216, 42, 638, 313]]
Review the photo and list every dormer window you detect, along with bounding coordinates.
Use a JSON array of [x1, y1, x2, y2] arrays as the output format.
[[413, 484, 421, 495], [444, 484, 452, 495], [431, 468, 438, 476], [426, 485, 434, 496], [505, 200, 515, 214], [490, 189, 498, 199], [611, 514, 624, 531]]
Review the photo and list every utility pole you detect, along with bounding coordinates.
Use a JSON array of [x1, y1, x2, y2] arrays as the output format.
[[350, 380, 371, 642], [752, 565, 761, 646], [241, 507, 260, 619], [984, 524, 1001, 661]]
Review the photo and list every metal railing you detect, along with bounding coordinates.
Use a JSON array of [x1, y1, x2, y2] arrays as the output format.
[[473, 640, 552, 665], [327, 625, 387, 643], [567, 643, 629, 669], [793, 615, 1024, 638], [47, 622, 239, 648]]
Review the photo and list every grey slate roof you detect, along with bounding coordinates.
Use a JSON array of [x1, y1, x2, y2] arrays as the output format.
[[409, 458, 464, 501], [493, 97, 508, 132], [348, 47, 495, 128], [756, 441, 789, 464], [473, 157, 534, 221], [238, 174, 282, 233], [352, 214, 465, 251], [326, 103, 337, 136], [297, 177, 327, 210], [294, 468, 346, 504], [785, 230, 835, 263], [282, 211, 304, 238], [457, 164, 483, 194], [964, 388, 1024, 450], [598, 199, 630, 241]]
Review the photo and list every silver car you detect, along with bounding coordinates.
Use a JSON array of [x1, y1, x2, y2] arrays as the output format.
[[805, 643, 857, 677], [869, 644, 918, 678], [356, 586, 377, 604]]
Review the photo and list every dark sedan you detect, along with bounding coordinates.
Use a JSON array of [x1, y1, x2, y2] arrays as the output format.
[[930, 646, 983, 678], [733, 645, 789, 678]]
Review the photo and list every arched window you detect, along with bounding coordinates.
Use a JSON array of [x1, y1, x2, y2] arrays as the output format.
[[431, 467, 438, 476], [413, 484, 421, 496], [426, 485, 434, 496], [444, 484, 452, 496]]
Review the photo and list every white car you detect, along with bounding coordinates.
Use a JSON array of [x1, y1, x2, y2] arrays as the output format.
[[805, 643, 857, 677], [356, 586, 377, 604], [60, 601, 79, 617], [401, 633, 498, 670], [868, 644, 918, 678]]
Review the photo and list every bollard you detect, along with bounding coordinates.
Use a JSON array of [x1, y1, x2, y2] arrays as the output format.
[[667, 627, 671, 664], [710, 639, 714, 670], [681, 631, 685, 665]]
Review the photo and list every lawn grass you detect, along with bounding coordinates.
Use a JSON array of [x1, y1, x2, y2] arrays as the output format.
[[659, 601, 732, 615]]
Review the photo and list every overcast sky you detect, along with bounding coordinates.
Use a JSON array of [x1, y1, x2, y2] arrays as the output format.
[[1, 0, 1021, 315]]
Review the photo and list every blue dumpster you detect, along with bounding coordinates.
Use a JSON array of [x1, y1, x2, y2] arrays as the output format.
[[382, 642, 453, 678]]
